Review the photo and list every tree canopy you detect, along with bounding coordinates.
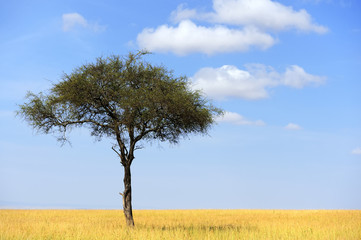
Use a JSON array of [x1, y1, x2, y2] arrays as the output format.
[[18, 51, 222, 226]]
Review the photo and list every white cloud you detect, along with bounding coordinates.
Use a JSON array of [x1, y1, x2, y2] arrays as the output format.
[[172, 0, 328, 33], [281, 65, 325, 88], [62, 13, 87, 31], [137, 20, 275, 55], [216, 111, 265, 125], [138, 0, 327, 55], [62, 13, 106, 33], [192, 64, 325, 100], [351, 147, 361, 155], [170, 4, 198, 23], [285, 123, 302, 130]]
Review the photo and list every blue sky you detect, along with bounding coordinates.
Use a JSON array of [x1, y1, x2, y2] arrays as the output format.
[[1, 0, 360, 210]]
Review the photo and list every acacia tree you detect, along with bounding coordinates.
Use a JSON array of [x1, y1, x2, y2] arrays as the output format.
[[18, 51, 222, 226]]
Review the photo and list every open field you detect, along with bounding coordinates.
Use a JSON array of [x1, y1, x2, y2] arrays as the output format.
[[1, 209, 360, 239]]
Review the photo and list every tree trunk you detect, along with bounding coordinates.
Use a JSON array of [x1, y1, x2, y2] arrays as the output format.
[[122, 164, 135, 227]]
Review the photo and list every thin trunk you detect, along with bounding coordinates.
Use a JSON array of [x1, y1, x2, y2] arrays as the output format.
[[122, 164, 134, 227]]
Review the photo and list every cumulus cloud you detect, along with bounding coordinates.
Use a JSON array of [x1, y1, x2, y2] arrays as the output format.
[[192, 64, 325, 100], [281, 65, 325, 88], [62, 13, 87, 31], [170, 4, 198, 23], [137, 20, 275, 55], [351, 147, 361, 155], [137, 0, 327, 55], [172, 0, 328, 33], [62, 13, 106, 32], [285, 123, 302, 130], [215, 111, 265, 125]]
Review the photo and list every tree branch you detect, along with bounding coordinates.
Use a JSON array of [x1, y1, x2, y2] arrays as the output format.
[[114, 125, 128, 166], [59, 119, 110, 129], [112, 146, 122, 159]]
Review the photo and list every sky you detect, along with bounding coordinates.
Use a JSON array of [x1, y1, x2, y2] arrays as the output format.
[[0, 0, 360, 210]]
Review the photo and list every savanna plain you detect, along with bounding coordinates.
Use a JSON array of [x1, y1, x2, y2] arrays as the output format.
[[0, 209, 360, 239]]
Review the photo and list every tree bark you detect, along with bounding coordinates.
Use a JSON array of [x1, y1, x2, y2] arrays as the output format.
[[122, 164, 135, 227]]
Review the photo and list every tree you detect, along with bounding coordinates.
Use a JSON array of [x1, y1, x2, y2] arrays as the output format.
[[17, 51, 222, 226]]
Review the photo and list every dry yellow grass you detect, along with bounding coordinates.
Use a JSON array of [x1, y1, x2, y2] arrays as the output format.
[[0, 209, 360, 239]]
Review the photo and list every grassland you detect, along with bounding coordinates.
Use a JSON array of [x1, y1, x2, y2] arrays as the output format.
[[1, 209, 360, 239]]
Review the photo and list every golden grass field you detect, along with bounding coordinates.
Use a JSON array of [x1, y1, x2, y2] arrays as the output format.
[[1, 209, 360, 239]]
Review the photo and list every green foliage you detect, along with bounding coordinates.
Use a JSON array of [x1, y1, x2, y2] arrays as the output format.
[[18, 51, 222, 158]]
